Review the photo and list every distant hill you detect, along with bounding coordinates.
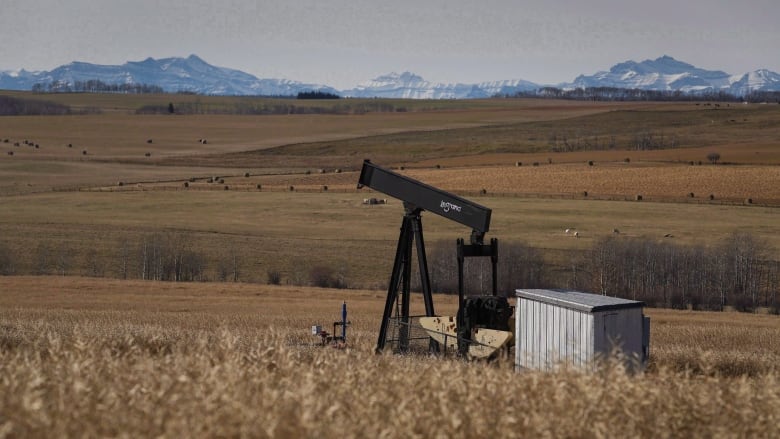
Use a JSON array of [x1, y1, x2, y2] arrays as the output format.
[[1, 54, 779, 98]]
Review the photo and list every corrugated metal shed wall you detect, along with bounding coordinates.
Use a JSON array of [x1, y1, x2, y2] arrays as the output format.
[[515, 289, 648, 371], [516, 297, 594, 369]]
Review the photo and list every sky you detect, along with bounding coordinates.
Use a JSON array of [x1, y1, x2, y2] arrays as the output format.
[[1, 0, 779, 89]]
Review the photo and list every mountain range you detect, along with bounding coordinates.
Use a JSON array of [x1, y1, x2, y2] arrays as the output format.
[[1, 55, 778, 98]]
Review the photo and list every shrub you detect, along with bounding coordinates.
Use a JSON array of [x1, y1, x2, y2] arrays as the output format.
[[588, 161, 594, 166], [267, 269, 282, 285], [516, 161, 522, 167], [624, 158, 631, 163], [183, 182, 189, 188], [709, 194, 715, 201], [244, 172, 250, 178], [636, 194, 643, 201], [707, 152, 721, 164], [309, 265, 348, 289]]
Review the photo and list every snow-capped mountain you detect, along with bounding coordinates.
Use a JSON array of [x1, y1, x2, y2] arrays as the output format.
[[728, 69, 780, 95], [343, 71, 538, 99], [0, 55, 338, 96], [1, 54, 778, 98], [567, 55, 779, 94]]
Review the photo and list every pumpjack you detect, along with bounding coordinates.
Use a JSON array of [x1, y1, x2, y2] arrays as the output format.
[[357, 160, 513, 359]]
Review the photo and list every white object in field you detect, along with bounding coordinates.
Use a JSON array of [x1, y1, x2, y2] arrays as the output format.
[[418, 316, 513, 359], [515, 289, 650, 371], [312, 325, 322, 336]]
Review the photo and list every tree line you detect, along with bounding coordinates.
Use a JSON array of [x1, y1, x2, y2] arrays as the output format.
[[0, 95, 75, 116], [0, 232, 777, 312], [32, 80, 164, 94], [417, 233, 778, 312], [510, 87, 780, 103]]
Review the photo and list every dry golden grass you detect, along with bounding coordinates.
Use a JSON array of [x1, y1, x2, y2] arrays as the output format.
[[402, 163, 780, 203], [1, 276, 779, 438]]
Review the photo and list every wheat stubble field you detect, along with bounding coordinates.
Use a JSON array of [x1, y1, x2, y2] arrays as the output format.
[[1, 93, 780, 437]]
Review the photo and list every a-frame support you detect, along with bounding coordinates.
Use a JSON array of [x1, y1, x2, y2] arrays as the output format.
[[376, 202, 436, 353]]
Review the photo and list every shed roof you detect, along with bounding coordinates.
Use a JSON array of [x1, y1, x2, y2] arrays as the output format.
[[515, 289, 644, 313]]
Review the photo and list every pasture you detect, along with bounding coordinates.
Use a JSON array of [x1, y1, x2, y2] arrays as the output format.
[[1, 92, 779, 436]]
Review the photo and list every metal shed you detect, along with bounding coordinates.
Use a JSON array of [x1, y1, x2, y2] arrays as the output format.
[[515, 289, 650, 371]]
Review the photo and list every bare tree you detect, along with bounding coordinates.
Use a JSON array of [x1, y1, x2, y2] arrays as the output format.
[[707, 152, 721, 164]]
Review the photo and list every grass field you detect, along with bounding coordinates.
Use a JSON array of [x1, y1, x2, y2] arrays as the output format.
[[1, 276, 778, 437], [1, 92, 779, 436]]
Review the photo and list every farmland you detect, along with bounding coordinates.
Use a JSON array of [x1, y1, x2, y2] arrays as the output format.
[[1, 276, 779, 437], [1, 92, 779, 436]]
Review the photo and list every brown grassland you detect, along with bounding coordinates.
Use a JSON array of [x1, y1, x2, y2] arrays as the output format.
[[1, 276, 779, 438], [1, 93, 780, 437]]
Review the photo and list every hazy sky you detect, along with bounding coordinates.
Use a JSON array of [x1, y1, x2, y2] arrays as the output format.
[[1, 0, 778, 89]]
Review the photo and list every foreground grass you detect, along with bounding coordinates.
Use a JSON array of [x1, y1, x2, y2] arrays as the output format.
[[1, 277, 779, 437]]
